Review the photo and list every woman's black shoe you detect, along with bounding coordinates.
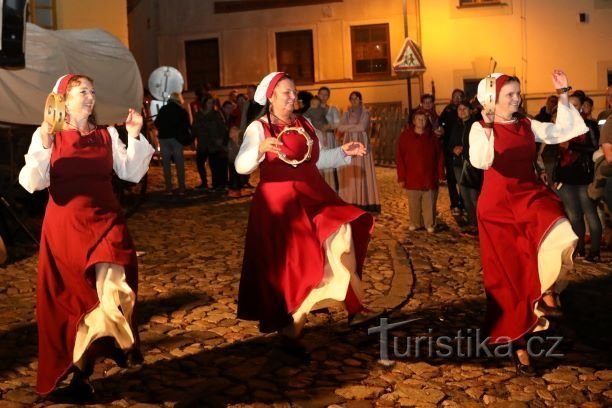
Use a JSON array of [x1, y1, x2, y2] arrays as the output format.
[[537, 300, 563, 318], [127, 348, 144, 365], [68, 376, 96, 400], [48, 370, 95, 403], [109, 347, 128, 368], [511, 349, 536, 377], [280, 336, 311, 362]]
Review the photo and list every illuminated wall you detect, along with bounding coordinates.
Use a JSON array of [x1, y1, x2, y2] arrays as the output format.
[[55, 0, 129, 47], [419, 0, 612, 114]]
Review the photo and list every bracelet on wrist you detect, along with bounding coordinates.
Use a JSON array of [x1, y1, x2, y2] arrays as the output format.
[[555, 86, 572, 95], [482, 122, 494, 129]]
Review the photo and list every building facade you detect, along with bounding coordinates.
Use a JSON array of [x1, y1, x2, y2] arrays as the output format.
[[129, 0, 612, 115]]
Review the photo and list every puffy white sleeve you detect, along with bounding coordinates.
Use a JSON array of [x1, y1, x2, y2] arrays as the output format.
[[468, 122, 495, 170], [235, 120, 265, 174], [317, 147, 351, 170], [531, 103, 589, 144], [305, 115, 350, 169], [18, 127, 52, 193], [109, 126, 155, 183]]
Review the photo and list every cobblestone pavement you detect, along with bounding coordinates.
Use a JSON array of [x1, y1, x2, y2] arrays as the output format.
[[0, 161, 610, 407]]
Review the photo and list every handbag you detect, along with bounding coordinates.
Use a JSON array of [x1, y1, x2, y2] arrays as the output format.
[[459, 159, 483, 189]]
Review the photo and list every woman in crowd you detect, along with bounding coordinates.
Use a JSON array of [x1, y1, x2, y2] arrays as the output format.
[[396, 110, 445, 233], [19, 74, 154, 399], [337, 91, 381, 212], [450, 100, 482, 235], [469, 70, 587, 375], [235, 72, 374, 354], [318, 86, 341, 191]]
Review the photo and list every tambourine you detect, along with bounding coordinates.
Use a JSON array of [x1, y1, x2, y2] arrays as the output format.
[[481, 75, 496, 115], [44, 93, 65, 133], [276, 126, 314, 167]]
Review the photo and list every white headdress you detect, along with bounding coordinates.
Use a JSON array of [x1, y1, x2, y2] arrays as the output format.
[[253, 72, 288, 105]]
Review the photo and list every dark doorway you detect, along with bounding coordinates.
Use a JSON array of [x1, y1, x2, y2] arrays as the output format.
[[185, 38, 220, 91]]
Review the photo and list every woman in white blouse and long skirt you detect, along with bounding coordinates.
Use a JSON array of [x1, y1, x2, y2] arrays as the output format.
[[337, 91, 381, 212], [19, 74, 154, 400], [234, 72, 375, 356], [469, 70, 586, 375]]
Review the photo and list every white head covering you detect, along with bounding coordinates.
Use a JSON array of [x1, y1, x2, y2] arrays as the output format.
[[53, 74, 78, 94], [254, 71, 288, 105]]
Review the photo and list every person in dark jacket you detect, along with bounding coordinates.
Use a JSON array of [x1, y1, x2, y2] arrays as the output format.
[[535, 95, 558, 122], [554, 92, 602, 262], [154, 92, 190, 195], [449, 100, 481, 234], [192, 96, 229, 191], [439, 88, 465, 214]]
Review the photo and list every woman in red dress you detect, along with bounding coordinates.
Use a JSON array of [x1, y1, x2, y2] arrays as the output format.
[[19, 74, 154, 399], [235, 72, 375, 351], [469, 70, 587, 375]]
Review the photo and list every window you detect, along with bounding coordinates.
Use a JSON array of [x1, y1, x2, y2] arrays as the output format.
[[458, 0, 504, 7], [351, 24, 390, 80], [275, 30, 314, 84], [608, 69, 612, 86], [463, 79, 480, 101], [28, 0, 56, 29], [185, 38, 220, 91]]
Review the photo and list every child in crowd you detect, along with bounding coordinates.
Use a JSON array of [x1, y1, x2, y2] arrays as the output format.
[[303, 96, 329, 146]]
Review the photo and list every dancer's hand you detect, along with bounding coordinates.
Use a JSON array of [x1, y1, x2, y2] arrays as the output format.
[[482, 110, 495, 125], [125, 109, 143, 138], [39, 120, 55, 149], [259, 138, 283, 155], [341, 141, 367, 156], [552, 69, 569, 89]]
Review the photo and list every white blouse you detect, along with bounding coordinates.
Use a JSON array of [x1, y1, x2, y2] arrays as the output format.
[[19, 126, 155, 193], [469, 103, 589, 170], [235, 119, 351, 175]]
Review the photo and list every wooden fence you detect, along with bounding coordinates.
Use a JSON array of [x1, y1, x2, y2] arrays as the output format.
[[366, 102, 406, 166]]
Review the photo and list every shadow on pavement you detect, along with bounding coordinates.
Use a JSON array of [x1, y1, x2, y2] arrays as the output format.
[[0, 291, 212, 378], [85, 275, 611, 406]]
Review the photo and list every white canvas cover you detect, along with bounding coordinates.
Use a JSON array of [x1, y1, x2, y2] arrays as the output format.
[[0, 23, 142, 125]]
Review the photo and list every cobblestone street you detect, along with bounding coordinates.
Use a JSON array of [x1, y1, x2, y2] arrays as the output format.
[[0, 161, 610, 407]]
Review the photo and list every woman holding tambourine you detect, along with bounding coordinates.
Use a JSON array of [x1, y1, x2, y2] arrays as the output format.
[[19, 74, 154, 400], [469, 70, 587, 375], [235, 72, 375, 354]]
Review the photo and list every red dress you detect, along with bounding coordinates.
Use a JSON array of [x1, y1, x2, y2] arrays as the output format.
[[36, 128, 138, 394], [477, 119, 566, 343], [237, 116, 374, 332]]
